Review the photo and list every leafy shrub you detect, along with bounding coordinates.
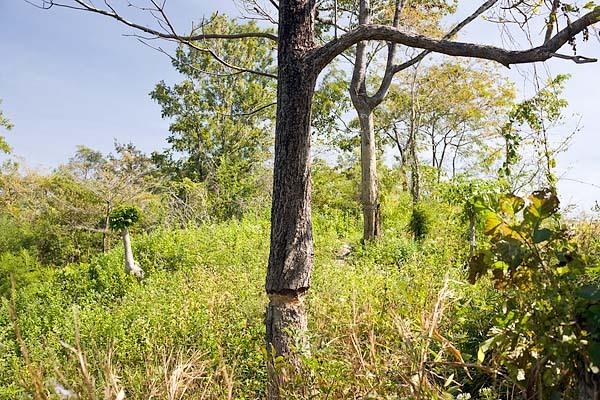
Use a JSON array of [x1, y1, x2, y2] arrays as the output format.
[[109, 205, 142, 231], [409, 203, 432, 241], [470, 189, 600, 398]]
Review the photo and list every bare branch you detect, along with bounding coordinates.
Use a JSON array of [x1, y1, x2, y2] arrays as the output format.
[[214, 101, 276, 117], [367, 0, 499, 108], [137, 39, 251, 77], [236, 0, 279, 24], [390, 0, 500, 74], [550, 52, 597, 63], [185, 41, 277, 79], [544, 0, 561, 43], [34, 0, 279, 42], [315, 15, 349, 33]]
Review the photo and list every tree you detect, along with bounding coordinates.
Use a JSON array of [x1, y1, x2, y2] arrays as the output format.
[[109, 205, 145, 279], [499, 74, 571, 192], [315, 0, 503, 241], [0, 99, 13, 154], [35, 0, 600, 396], [150, 16, 275, 180], [347, 0, 454, 241], [0, 143, 157, 265], [61, 143, 157, 253], [150, 16, 276, 220], [378, 61, 514, 189]]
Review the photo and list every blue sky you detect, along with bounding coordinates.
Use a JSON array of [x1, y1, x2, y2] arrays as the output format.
[[1, 0, 599, 210]]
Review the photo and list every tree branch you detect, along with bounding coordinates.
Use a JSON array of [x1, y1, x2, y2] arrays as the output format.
[[309, 7, 600, 72], [544, 0, 561, 43], [315, 15, 349, 33], [35, 0, 279, 42], [387, 0, 500, 76], [364, 0, 501, 108], [551, 52, 598, 63]]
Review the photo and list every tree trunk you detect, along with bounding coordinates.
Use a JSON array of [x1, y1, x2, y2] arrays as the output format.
[[265, 1, 318, 397], [468, 211, 476, 259], [409, 132, 420, 204], [350, 0, 381, 242], [577, 368, 600, 400], [102, 203, 110, 253], [121, 227, 144, 280], [358, 110, 380, 241], [409, 71, 421, 205]]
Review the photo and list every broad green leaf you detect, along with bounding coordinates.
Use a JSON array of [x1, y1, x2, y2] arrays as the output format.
[[577, 285, 600, 301], [499, 194, 525, 215], [472, 196, 492, 213], [494, 238, 523, 269], [484, 212, 503, 235], [589, 342, 600, 368], [533, 228, 553, 244], [478, 335, 499, 363], [477, 346, 486, 363], [525, 189, 559, 220]]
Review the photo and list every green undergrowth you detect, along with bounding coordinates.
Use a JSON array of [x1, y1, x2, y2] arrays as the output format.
[[0, 202, 516, 399]]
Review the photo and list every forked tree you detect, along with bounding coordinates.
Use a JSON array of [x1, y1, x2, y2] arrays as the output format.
[[33, 0, 600, 396], [331, 0, 504, 240]]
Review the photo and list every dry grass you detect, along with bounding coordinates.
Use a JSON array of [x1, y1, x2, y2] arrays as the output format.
[[146, 348, 210, 400]]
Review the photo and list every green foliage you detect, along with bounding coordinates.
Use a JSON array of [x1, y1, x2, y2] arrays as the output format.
[[150, 15, 274, 220], [1, 219, 272, 399], [108, 205, 142, 231], [0, 143, 160, 266], [377, 61, 514, 177], [312, 67, 354, 150], [5, 175, 597, 398], [311, 158, 360, 216], [470, 190, 599, 397], [409, 203, 432, 241], [499, 75, 569, 189], [0, 99, 13, 154], [0, 250, 44, 298]]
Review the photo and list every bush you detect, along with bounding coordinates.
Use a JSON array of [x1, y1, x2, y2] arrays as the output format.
[[469, 190, 600, 398], [409, 203, 432, 241]]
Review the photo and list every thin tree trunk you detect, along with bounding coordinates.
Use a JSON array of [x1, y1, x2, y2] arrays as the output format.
[[409, 68, 421, 205], [409, 117, 420, 204], [265, 1, 318, 397], [351, 28, 381, 241], [121, 227, 144, 279], [102, 202, 110, 253], [358, 110, 380, 241], [468, 211, 476, 259]]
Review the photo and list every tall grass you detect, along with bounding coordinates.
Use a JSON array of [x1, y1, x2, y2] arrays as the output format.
[[1, 203, 502, 399]]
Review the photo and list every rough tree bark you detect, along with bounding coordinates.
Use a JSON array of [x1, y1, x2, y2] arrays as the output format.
[[577, 368, 600, 400], [265, 0, 318, 396]]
